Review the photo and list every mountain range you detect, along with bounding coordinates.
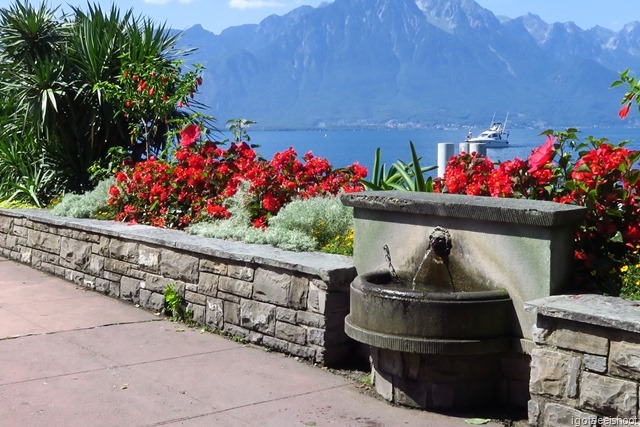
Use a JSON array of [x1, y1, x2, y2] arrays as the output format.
[[176, 0, 640, 130]]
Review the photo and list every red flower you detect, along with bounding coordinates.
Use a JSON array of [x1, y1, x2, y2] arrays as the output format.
[[115, 171, 128, 183], [619, 102, 632, 120], [252, 216, 267, 229], [206, 200, 230, 218], [528, 135, 555, 173], [623, 223, 640, 242], [262, 193, 281, 213], [179, 124, 200, 148], [108, 185, 120, 198]]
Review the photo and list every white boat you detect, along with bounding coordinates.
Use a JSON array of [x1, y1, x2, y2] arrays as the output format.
[[465, 114, 510, 146]]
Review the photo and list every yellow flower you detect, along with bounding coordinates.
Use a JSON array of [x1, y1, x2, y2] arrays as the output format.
[[621, 265, 629, 273]]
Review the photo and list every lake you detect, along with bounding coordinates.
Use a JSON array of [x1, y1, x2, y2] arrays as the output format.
[[222, 127, 640, 177]]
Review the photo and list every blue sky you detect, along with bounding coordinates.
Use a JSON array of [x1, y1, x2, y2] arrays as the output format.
[[0, 0, 637, 33]]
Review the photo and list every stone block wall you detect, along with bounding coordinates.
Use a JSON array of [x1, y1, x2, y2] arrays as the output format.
[[526, 295, 640, 426], [0, 209, 357, 365], [370, 347, 531, 411]]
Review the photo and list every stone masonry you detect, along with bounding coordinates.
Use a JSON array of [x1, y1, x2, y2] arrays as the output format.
[[0, 209, 357, 365], [526, 295, 640, 426]]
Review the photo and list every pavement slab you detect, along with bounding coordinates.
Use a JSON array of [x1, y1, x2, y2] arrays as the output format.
[[0, 257, 506, 427]]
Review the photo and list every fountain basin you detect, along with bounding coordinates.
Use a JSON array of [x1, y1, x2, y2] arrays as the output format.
[[345, 270, 513, 355]]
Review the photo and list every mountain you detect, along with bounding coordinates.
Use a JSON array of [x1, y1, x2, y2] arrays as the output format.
[[176, 0, 640, 129]]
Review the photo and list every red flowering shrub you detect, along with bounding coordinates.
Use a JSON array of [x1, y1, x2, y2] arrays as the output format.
[[108, 124, 367, 229], [613, 69, 640, 121], [435, 129, 640, 293]]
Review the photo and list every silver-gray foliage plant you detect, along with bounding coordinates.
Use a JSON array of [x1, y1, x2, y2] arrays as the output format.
[[50, 178, 115, 218], [188, 181, 353, 252]]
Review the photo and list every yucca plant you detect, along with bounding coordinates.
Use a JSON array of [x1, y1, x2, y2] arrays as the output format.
[[0, 130, 62, 206], [362, 141, 437, 192], [0, 0, 207, 205]]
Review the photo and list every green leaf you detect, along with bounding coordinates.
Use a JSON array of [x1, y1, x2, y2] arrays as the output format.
[[392, 160, 416, 191], [621, 68, 630, 80], [409, 140, 426, 191], [464, 419, 491, 425], [611, 231, 624, 243], [372, 147, 381, 186], [425, 176, 434, 192]]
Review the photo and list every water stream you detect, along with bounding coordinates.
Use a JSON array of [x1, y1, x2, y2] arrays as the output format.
[[412, 248, 431, 289]]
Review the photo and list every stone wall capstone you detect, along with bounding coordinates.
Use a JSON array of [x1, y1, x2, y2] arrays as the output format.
[[526, 295, 640, 426]]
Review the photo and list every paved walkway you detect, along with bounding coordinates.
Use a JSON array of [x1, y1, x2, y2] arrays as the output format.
[[0, 257, 505, 426]]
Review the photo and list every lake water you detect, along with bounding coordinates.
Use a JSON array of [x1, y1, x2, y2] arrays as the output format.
[[225, 127, 640, 177]]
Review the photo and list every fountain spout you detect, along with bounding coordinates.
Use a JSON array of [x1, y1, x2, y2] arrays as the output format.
[[411, 226, 454, 290], [429, 226, 452, 265]]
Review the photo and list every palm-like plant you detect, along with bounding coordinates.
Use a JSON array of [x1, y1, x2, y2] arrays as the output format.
[[0, 2, 69, 203], [0, 0, 206, 204]]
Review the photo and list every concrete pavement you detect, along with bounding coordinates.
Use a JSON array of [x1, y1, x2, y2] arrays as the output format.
[[0, 257, 506, 426]]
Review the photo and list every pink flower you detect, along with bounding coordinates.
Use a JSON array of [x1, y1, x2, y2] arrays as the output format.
[[528, 135, 556, 174], [179, 124, 200, 148]]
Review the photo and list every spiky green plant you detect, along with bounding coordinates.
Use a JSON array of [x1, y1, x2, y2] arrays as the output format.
[[362, 141, 437, 192]]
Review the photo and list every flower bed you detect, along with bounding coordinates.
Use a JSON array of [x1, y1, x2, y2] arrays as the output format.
[[108, 125, 367, 229]]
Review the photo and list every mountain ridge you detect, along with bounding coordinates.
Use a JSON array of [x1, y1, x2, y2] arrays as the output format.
[[176, 0, 640, 130]]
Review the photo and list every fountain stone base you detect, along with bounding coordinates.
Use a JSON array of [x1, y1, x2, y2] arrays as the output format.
[[345, 270, 513, 355], [370, 347, 509, 410], [340, 191, 587, 413], [345, 269, 517, 411]]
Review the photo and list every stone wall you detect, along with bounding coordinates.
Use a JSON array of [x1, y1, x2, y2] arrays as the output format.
[[0, 209, 357, 365], [526, 295, 640, 426]]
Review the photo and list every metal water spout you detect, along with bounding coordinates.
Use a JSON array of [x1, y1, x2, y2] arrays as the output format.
[[429, 226, 452, 265], [412, 226, 454, 290]]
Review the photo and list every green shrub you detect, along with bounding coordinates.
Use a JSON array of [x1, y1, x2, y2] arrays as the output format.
[[50, 178, 115, 219]]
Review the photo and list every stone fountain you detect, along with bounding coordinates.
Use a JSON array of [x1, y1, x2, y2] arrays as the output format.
[[340, 191, 586, 411]]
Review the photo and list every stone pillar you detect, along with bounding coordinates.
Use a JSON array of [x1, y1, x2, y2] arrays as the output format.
[[469, 142, 487, 156], [437, 143, 454, 178]]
